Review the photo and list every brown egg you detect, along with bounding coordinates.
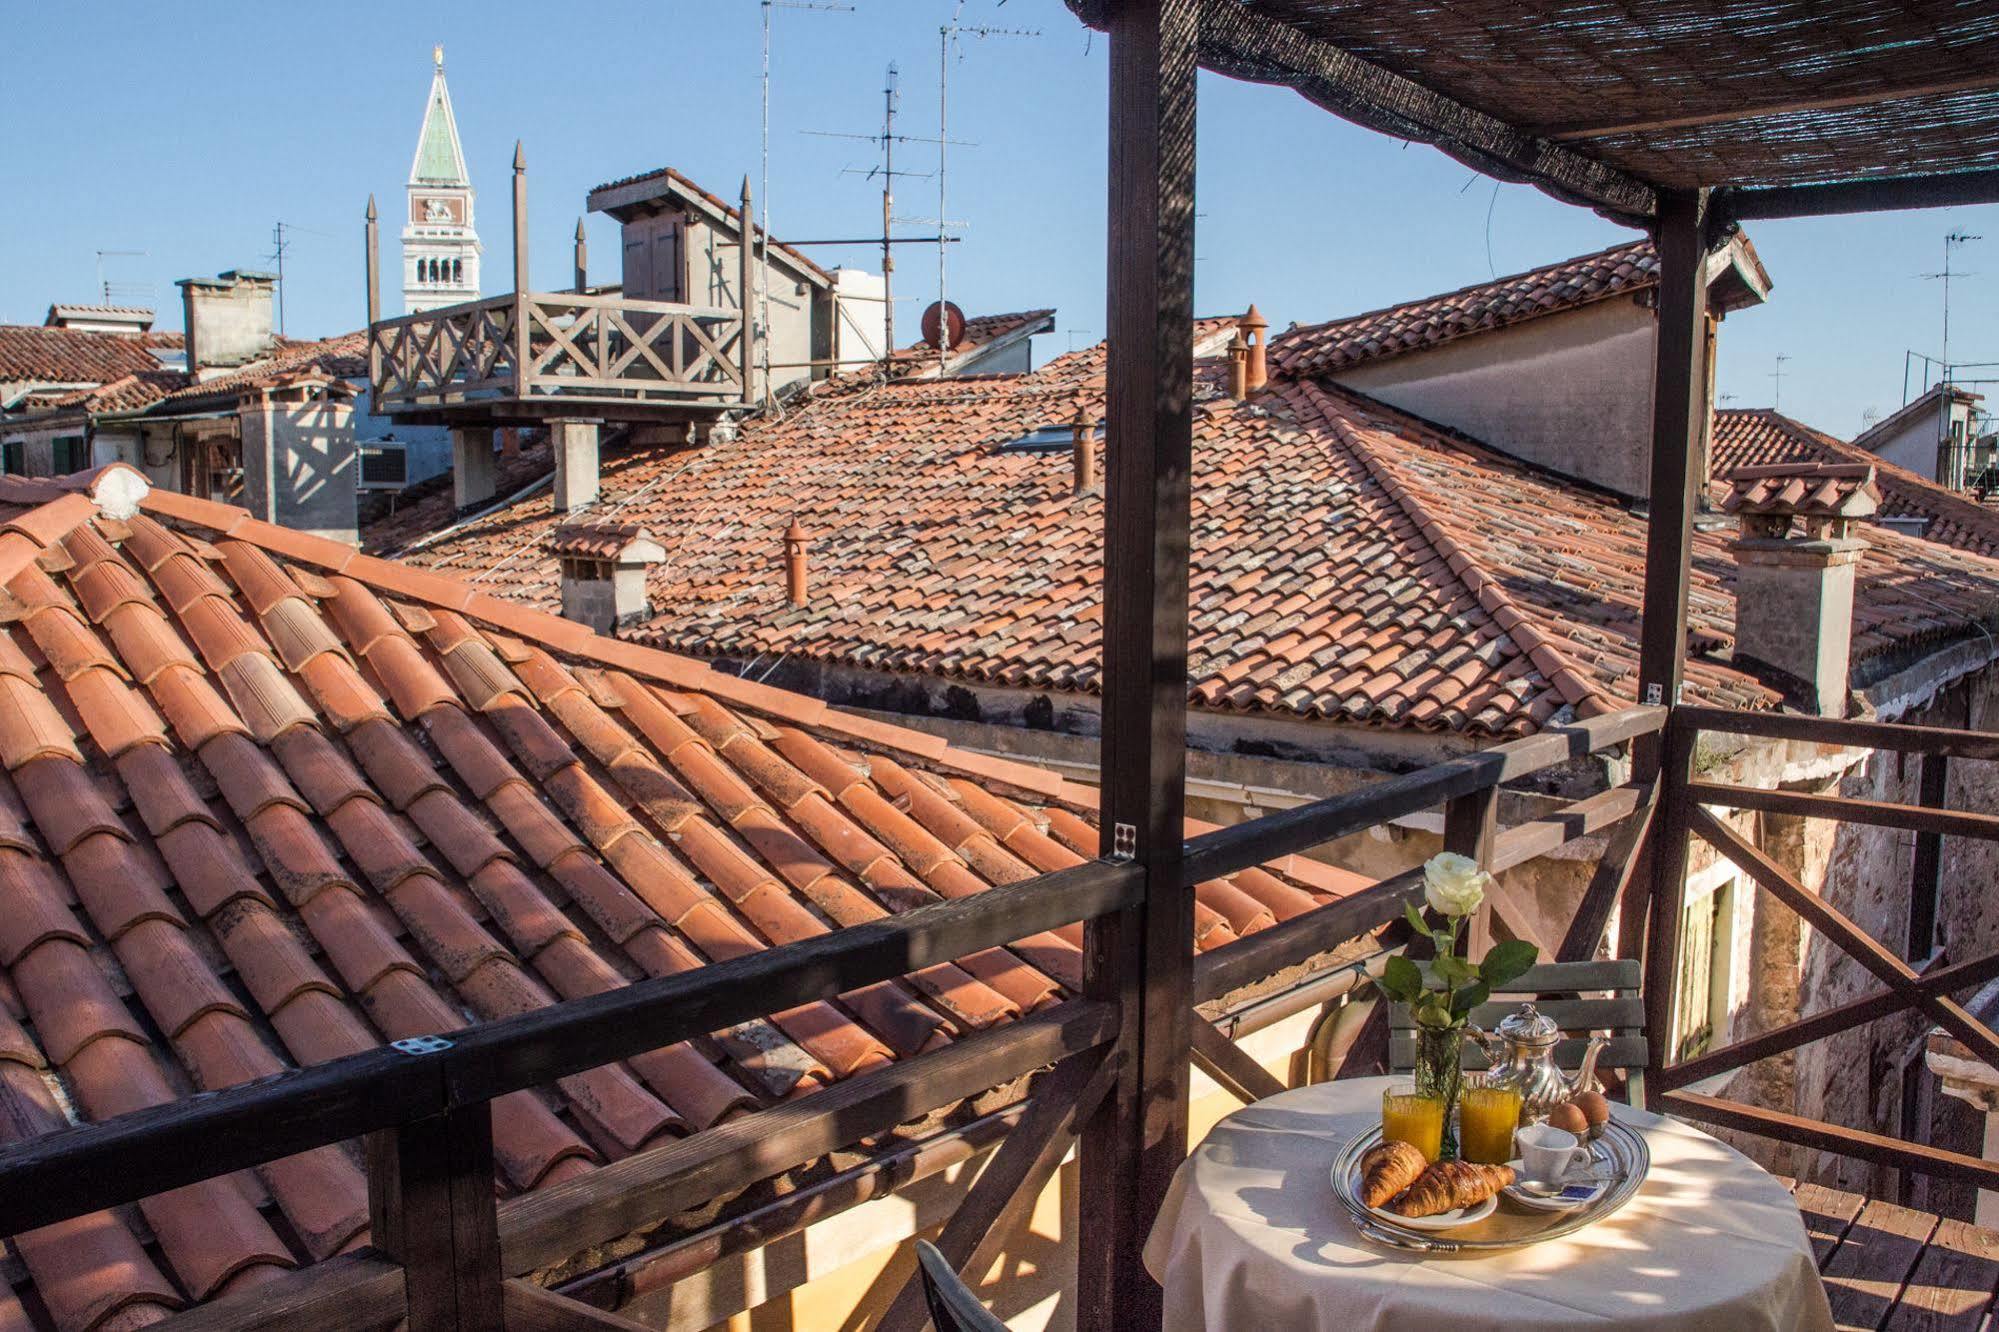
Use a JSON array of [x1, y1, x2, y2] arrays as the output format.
[[1547, 1102, 1590, 1136], [1573, 1090, 1611, 1127]]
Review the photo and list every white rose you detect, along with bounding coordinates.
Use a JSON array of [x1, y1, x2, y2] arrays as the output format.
[[1423, 852, 1489, 917]]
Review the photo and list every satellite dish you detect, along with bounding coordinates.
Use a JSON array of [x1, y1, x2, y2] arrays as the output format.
[[921, 300, 967, 351]]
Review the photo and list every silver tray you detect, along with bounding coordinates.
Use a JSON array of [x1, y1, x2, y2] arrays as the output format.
[[1330, 1116, 1650, 1254]]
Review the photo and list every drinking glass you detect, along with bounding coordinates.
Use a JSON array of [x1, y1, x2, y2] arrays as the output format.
[[1459, 1085, 1523, 1165], [1380, 1085, 1446, 1163]]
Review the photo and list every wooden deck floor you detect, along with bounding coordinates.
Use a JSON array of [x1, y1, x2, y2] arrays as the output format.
[[1785, 1178, 1999, 1330]]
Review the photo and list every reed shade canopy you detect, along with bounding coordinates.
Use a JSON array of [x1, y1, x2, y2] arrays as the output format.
[[1066, 0, 1999, 223]]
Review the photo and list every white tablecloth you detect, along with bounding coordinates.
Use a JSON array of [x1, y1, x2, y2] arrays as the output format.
[[1144, 1076, 1833, 1331]]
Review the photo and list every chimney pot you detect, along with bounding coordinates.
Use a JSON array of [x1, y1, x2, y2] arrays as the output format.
[[1227, 331, 1250, 400], [1072, 404, 1099, 496], [784, 518, 809, 605], [1240, 305, 1269, 392], [1720, 463, 1879, 717]]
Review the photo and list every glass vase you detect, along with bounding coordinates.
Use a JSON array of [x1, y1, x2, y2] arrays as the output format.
[[1412, 1021, 1466, 1159]]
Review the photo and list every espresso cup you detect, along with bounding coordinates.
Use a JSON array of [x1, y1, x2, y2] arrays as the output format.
[[1516, 1122, 1592, 1185]]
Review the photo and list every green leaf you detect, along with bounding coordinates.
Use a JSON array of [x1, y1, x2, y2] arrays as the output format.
[[1451, 980, 1491, 1019], [1432, 954, 1476, 986], [1402, 900, 1431, 937], [1380, 954, 1423, 1003], [1479, 939, 1540, 989]]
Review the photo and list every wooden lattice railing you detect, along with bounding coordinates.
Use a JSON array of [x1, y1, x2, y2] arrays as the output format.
[[368, 292, 747, 416], [0, 706, 1664, 1330], [1643, 706, 1999, 1192]]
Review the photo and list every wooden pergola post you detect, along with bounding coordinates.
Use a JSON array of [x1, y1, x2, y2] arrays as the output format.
[[1632, 187, 1712, 1088], [1078, 0, 1197, 1325]]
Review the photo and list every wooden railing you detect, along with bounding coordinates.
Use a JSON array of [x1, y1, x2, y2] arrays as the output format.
[[0, 706, 1665, 1330], [1640, 706, 1999, 1193], [368, 292, 747, 416]]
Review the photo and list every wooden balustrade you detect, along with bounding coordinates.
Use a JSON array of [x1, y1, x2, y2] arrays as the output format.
[[367, 291, 747, 419]]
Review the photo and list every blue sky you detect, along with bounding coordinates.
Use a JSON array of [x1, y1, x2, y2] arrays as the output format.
[[6, 0, 1997, 440]]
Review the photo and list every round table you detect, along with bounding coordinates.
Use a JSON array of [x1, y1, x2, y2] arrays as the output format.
[[1143, 1076, 1833, 1331]]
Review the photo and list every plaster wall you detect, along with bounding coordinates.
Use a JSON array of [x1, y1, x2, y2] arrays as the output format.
[[1335, 297, 1660, 499], [240, 394, 359, 543], [1860, 404, 1955, 485]]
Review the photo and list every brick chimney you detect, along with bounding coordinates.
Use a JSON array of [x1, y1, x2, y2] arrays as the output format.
[[1072, 403, 1099, 495], [177, 270, 278, 380], [1227, 330, 1250, 400], [1240, 305, 1268, 392], [1720, 462, 1879, 717], [784, 519, 809, 605], [550, 523, 665, 633]]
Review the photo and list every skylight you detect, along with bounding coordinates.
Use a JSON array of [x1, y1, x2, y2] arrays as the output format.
[[998, 425, 1077, 454]]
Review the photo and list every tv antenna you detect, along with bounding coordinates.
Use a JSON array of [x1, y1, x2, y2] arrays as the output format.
[[800, 64, 971, 363], [1919, 230, 1981, 381], [1770, 353, 1791, 412], [758, 0, 853, 399], [932, 7, 1040, 372], [266, 221, 333, 338], [94, 249, 149, 307]]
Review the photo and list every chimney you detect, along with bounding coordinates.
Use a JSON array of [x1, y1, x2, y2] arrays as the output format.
[[1721, 462, 1879, 717], [1227, 330, 1250, 400], [1240, 305, 1268, 392], [551, 523, 665, 634], [784, 519, 808, 605], [1072, 404, 1099, 495], [177, 270, 278, 380]]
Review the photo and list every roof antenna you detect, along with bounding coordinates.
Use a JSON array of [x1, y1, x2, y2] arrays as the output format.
[[94, 249, 149, 308], [1770, 352, 1791, 413]]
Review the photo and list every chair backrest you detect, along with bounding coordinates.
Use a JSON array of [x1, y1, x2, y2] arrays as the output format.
[[915, 1239, 1008, 1332], [1386, 958, 1648, 1102]]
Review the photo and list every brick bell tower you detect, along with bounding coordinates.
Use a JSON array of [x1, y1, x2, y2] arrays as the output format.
[[402, 45, 482, 313]]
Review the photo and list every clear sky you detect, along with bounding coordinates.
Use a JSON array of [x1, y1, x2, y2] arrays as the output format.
[[7, 0, 1998, 441]]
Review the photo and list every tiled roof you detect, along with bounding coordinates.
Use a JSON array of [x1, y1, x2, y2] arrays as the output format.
[[0, 465, 1357, 1324], [1712, 408, 1999, 559], [880, 310, 1055, 378], [6, 333, 370, 433], [1719, 462, 1879, 521], [547, 522, 660, 561], [380, 342, 1999, 734], [1272, 240, 1661, 377], [148, 332, 368, 410], [43, 306, 155, 329], [0, 326, 177, 390]]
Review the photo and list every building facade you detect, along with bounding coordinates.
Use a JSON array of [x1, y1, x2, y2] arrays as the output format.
[[402, 46, 481, 314]]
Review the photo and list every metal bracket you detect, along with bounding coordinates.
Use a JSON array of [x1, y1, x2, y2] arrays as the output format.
[[392, 1035, 454, 1056], [1644, 682, 1664, 706], [1112, 822, 1137, 861]]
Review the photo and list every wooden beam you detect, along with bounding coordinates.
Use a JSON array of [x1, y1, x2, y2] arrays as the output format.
[[876, 1047, 1120, 1332], [1080, 0, 1198, 1325], [1657, 948, 1999, 1093], [1689, 781, 1999, 843], [503, 1279, 655, 1331], [1490, 782, 1645, 874], [1675, 703, 1999, 761], [1665, 1091, 1999, 1192], [499, 1000, 1114, 1276], [1189, 1016, 1288, 1104], [1538, 72, 1999, 141], [366, 1105, 503, 1332], [1557, 783, 1657, 963], [1687, 807, 1999, 1070], [1635, 188, 1711, 756], [1719, 169, 1999, 222], [1640, 722, 1697, 1101], [1182, 705, 1663, 883]]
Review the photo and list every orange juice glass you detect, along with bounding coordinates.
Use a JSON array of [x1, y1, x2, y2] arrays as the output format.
[[1460, 1086, 1523, 1165], [1380, 1087, 1446, 1163]]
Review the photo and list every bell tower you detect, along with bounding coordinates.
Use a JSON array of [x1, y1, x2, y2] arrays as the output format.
[[402, 45, 481, 313]]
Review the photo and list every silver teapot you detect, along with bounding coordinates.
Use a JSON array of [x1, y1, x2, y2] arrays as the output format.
[[1469, 1003, 1606, 1122]]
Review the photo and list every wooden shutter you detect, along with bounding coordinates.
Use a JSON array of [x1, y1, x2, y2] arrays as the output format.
[[622, 223, 653, 301], [649, 218, 682, 303]]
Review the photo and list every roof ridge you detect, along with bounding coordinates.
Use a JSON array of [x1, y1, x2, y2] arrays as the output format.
[[1292, 380, 1614, 718], [132, 477, 1078, 804]]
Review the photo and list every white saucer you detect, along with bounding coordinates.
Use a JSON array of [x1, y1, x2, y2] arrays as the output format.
[[1501, 1159, 1610, 1212], [1365, 1193, 1499, 1230]]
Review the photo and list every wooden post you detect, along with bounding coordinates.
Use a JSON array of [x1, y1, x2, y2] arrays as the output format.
[[1445, 787, 1500, 954], [1641, 719, 1697, 1107], [1623, 187, 1711, 969], [1909, 754, 1948, 960], [366, 1103, 503, 1331], [513, 142, 531, 396], [574, 217, 589, 294], [1077, 0, 1196, 1326], [740, 176, 758, 408]]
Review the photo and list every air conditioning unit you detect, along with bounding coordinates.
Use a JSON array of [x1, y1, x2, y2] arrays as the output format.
[[358, 443, 409, 490]]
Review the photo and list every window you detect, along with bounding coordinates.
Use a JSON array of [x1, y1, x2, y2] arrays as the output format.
[[2, 441, 21, 475], [452, 258, 462, 283], [52, 436, 86, 475], [998, 425, 1081, 454], [1671, 879, 1734, 1062]]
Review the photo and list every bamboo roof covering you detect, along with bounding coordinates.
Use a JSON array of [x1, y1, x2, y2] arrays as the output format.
[[1068, 0, 1999, 223]]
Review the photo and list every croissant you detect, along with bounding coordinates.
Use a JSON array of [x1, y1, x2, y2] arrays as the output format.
[[1359, 1140, 1429, 1209], [1388, 1160, 1516, 1218]]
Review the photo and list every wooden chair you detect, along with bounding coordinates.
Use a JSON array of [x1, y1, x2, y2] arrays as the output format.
[[1387, 959, 1649, 1104], [914, 1239, 1007, 1332]]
